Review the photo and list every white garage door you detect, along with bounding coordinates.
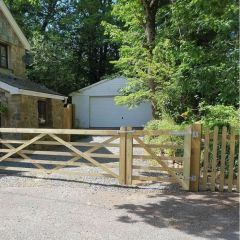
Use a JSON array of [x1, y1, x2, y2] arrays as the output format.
[[89, 96, 152, 128]]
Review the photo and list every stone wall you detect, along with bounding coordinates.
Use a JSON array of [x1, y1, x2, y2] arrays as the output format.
[[0, 91, 64, 129], [0, 10, 26, 77], [0, 90, 22, 128]]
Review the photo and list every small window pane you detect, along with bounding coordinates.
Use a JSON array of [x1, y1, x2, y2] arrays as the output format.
[[38, 101, 47, 126], [0, 46, 7, 57], [1, 57, 7, 68], [0, 44, 8, 68]]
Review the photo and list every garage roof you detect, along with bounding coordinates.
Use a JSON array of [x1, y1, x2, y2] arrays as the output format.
[[70, 76, 127, 96]]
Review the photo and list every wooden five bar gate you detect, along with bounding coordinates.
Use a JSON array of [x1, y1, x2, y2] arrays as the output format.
[[0, 123, 239, 192]]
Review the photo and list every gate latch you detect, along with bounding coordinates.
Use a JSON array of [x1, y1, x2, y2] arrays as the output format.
[[192, 131, 199, 138], [183, 175, 196, 182]]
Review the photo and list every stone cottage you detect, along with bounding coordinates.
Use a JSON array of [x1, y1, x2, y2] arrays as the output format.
[[0, 1, 65, 128]]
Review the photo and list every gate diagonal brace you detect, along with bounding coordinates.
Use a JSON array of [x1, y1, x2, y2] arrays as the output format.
[[48, 134, 118, 178], [1, 142, 45, 170], [133, 136, 185, 187], [51, 136, 119, 171], [0, 133, 47, 163]]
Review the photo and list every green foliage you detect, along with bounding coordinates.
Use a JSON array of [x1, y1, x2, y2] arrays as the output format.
[[6, 0, 119, 95], [199, 104, 239, 178], [6, 0, 239, 121], [27, 33, 77, 95], [145, 117, 184, 131], [163, 0, 239, 119], [145, 117, 185, 157], [106, 0, 239, 120], [71, 0, 119, 87], [200, 104, 239, 130]]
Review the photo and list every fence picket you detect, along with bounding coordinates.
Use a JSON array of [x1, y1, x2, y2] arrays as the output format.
[[202, 129, 210, 191], [228, 129, 235, 192], [210, 127, 219, 191], [237, 142, 240, 192], [219, 127, 227, 192]]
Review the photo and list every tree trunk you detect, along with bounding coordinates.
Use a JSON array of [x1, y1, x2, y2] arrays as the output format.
[[140, 0, 159, 118]]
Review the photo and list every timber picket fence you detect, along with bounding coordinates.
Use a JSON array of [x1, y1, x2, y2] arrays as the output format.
[[0, 124, 239, 192], [200, 126, 239, 192]]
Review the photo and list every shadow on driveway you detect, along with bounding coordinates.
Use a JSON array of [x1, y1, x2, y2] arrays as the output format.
[[115, 192, 239, 240]]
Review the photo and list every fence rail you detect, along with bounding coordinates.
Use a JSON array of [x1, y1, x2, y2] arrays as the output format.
[[0, 128, 121, 181], [0, 125, 239, 192]]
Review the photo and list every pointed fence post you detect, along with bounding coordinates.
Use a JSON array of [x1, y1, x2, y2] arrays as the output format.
[[190, 123, 202, 192]]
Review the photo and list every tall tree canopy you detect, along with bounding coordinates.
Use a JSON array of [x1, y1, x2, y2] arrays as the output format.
[[5, 0, 119, 95], [105, 0, 238, 121]]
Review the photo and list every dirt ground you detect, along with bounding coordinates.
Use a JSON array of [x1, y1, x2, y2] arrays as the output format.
[[0, 182, 239, 240]]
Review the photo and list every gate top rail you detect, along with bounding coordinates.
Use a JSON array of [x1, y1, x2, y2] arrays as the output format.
[[0, 128, 119, 136], [133, 129, 189, 136], [0, 128, 191, 136]]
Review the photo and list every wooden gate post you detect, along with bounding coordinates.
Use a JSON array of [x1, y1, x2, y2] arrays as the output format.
[[119, 126, 127, 185], [183, 126, 192, 191], [190, 122, 202, 192], [63, 104, 73, 142], [126, 127, 133, 185]]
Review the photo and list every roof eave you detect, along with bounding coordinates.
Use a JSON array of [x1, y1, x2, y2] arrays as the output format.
[[0, 81, 66, 100], [18, 89, 66, 101], [0, 0, 31, 50]]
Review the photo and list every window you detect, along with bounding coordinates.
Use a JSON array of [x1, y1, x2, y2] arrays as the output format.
[[38, 101, 47, 127], [0, 43, 8, 68]]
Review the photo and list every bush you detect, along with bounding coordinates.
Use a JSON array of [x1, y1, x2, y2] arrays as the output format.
[[145, 117, 185, 157], [146, 117, 183, 131], [199, 104, 239, 178], [200, 104, 239, 130]]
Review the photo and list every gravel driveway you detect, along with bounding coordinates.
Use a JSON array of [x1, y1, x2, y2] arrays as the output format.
[[0, 186, 239, 240], [0, 136, 239, 240]]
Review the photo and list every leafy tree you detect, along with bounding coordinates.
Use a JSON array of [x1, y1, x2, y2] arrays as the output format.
[[162, 0, 239, 121], [106, 0, 239, 120], [5, 0, 72, 37], [71, 0, 119, 87], [105, 0, 171, 118], [5, 0, 119, 94], [27, 33, 77, 95]]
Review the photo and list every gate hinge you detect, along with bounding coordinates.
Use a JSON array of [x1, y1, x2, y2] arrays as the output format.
[[183, 175, 196, 182], [192, 131, 199, 138]]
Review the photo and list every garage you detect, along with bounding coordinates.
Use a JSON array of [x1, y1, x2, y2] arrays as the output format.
[[70, 77, 153, 128]]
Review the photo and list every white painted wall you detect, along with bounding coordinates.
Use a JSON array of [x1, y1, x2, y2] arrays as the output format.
[[71, 77, 153, 128]]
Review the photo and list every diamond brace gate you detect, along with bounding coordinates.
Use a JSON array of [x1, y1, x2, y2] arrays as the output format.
[[121, 126, 192, 190]]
